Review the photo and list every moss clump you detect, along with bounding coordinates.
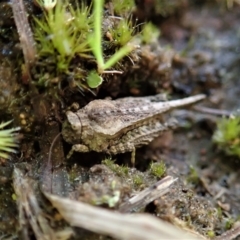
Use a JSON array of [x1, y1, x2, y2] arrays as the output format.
[[225, 218, 235, 230], [34, 1, 92, 74], [132, 174, 144, 188], [212, 116, 240, 158], [187, 166, 200, 185], [0, 121, 20, 159], [141, 22, 160, 44], [102, 158, 129, 177], [207, 230, 215, 238], [33, 0, 139, 91], [35, 1, 92, 69], [149, 161, 166, 178], [109, 18, 135, 47], [111, 0, 135, 16]]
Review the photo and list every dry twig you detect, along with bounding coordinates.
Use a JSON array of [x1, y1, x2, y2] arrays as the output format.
[[45, 192, 205, 240], [13, 166, 73, 240], [119, 175, 177, 213], [11, 0, 36, 79]]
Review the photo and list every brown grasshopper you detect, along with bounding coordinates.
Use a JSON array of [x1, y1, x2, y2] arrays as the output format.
[[62, 94, 205, 162]]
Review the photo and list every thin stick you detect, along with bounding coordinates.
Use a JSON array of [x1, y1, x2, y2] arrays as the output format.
[[46, 191, 204, 240], [119, 176, 177, 213], [11, 0, 36, 78]]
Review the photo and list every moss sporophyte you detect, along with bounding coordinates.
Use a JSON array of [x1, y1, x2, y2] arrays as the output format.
[[34, 0, 138, 90]]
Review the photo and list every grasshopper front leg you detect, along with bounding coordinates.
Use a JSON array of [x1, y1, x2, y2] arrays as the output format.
[[67, 144, 90, 159]]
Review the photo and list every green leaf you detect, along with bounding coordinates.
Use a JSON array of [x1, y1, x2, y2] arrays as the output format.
[[87, 71, 103, 88]]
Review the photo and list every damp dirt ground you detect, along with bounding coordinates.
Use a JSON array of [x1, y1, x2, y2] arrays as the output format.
[[1, 1, 240, 239]]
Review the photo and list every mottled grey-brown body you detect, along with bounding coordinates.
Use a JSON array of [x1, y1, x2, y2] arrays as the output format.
[[62, 94, 205, 160]]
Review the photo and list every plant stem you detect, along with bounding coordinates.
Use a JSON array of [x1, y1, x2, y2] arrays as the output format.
[[103, 44, 134, 70], [93, 0, 104, 72]]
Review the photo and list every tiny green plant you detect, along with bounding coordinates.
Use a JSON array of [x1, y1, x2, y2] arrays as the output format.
[[149, 161, 166, 178], [34, 0, 140, 90], [141, 22, 160, 44], [109, 18, 135, 47], [212, 116, 240, 158], [88, 0, 135, 74], [34, 0, 91, 72], [111, 0, 135, 16], [86, 71, 103, 88], [187, 166, 200, 185], [0, 121, 20, 159], [132, 174, 144, 188], [102, 158, 129, 177], [207, 230, 215, 238]]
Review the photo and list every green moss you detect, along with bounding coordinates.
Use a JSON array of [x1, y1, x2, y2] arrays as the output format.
[[149, 161, 166, 178], [0, 121, 20, 159], [212, 116, 240, 158], [225, 218, 235, 230], [34, 0, 138, 90], [34, 0, 91, 73], [132, 174, 144, 188], [207, 230, 215, 238], [109, 19, 135, 47], [111, 0, 135, 16], [141, 22, 160, 44], [102, 158, 129, 177], [186, 166, 200, 185], [217, 207, 223, 218]]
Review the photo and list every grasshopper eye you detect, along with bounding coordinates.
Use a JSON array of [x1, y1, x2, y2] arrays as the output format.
[[66, 111, 81, 131]]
